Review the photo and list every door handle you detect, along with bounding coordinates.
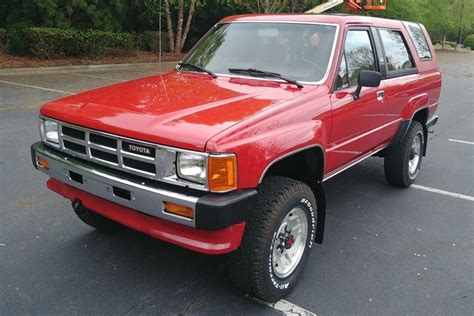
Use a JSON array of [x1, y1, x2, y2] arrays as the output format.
[[376, 90, 385, 102]]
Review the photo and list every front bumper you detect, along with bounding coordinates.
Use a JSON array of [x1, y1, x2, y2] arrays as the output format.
[[31, 143, 257, 253]]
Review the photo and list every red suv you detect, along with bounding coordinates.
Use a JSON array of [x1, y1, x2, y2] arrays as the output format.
[[31, 14, 441, 302]]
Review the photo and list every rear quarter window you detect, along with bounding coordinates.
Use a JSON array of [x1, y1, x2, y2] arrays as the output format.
[[404, 22, 432, 60], [378, 29, 415, 72]]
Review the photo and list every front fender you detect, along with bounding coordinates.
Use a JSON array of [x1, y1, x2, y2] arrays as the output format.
[[205, 89, 331, 189], [208, 119, 328, 189]]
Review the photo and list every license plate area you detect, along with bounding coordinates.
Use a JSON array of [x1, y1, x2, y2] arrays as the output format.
[[68, 170, 83, 184], [113, 186, 131, 201], [64, 168, 136, 205]]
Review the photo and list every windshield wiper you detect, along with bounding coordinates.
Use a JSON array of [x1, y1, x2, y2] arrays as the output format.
[[228, 68, 303, 88], [177, 62, 217, 78]]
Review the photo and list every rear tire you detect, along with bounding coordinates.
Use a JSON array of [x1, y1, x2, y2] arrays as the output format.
[[73, 201, 124, 233], [228, 176, 317, 303], [384, 121, 424, 187]]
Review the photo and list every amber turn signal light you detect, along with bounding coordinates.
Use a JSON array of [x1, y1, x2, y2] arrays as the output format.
[[164, 202, 194, 219], [36, 156, 49, 169], [208, 154, 237, 192]]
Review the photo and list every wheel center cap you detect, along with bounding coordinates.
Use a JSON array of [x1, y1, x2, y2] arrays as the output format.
[[285, 234, 295, 249]]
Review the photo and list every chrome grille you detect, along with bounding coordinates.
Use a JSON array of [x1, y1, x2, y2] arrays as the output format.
[[60, 124, 160, 178], [41, 118, 210, 191]]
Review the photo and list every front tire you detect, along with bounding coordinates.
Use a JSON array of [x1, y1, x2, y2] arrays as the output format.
[[384, 121, 424, 187], [228, 176, 317, 303]]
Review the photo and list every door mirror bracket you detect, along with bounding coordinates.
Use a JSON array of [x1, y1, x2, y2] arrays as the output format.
[[352, 70, 382, 100]]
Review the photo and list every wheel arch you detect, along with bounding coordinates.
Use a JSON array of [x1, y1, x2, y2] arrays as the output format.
[[258, 144, 325, 184], [390, 106, 430, 156], [258, 145, 327, 244]]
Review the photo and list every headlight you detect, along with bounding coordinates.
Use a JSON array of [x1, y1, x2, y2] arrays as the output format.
[[40, 119, 59, 146], [177, 152, 207, 184], [176, 152, 237, 192]]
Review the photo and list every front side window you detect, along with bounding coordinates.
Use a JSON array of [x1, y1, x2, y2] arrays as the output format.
[[183, 22, 337, 83], [344, 30, 376, 86], [379, 29, 415, 71], [404, 22, 432, 60]]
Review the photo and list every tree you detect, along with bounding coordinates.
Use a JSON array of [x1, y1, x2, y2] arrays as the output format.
[[164, 0, 198, 53], [232, 0, 320, 13], [2, 0, 127, 31]]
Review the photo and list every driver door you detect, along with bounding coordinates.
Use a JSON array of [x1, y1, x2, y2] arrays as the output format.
[[327, 27, 386, 173]]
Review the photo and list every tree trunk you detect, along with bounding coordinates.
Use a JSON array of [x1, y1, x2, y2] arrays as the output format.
[[175, 0, 184, 53], [264, 0, 270, 13], [181, 0, 196, 52], [442, 33, 447, 50], [163, 0, 175, 52]]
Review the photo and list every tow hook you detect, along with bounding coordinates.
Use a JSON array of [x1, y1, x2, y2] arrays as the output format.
[[72, 199, 84, 214]]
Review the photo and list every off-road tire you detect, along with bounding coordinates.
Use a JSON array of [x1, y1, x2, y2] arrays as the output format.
[[384, 121, 424, 187], [227, 176, 317, 303], [73, 202, 125, 233]]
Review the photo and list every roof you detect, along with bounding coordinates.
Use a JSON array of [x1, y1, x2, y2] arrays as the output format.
[[219, 14, 403, 28]]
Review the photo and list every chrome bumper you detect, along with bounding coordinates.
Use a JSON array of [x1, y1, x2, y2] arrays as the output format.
[[31, 143, 257, 230]]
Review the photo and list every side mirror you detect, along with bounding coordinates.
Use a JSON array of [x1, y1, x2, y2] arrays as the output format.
[[353, 70, 382, 100]]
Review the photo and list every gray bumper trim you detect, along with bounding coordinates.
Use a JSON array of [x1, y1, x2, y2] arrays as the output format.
[[33, 143, 200, 227]]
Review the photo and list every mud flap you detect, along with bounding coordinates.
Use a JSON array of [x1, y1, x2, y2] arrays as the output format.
[[312, 180, 326, 244]]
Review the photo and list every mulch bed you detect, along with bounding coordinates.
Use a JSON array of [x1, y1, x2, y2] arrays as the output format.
[[0, 51, 185, 69]]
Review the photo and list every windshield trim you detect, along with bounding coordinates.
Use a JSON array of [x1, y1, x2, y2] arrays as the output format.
[[179, 21, 340, 85]]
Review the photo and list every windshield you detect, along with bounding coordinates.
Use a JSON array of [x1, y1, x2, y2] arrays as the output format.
[[183, 22, 337, 83]]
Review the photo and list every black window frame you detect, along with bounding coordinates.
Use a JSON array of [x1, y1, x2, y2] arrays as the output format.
[[332, 26, 382, 92], [375, 27, 418, 79]]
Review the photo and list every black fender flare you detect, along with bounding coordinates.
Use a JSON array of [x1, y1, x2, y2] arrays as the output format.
[[310, 180, 326, 244], [390, 113, 438, 157]]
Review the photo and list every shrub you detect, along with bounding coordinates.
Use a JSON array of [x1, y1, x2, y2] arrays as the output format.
[[25, 27, 138, 59], [7, 22, 32, 55], [441, 40, 456, 48], [26, 28, 71, 59], [140, 31, 169, 53], [463, 34, 474, 50]]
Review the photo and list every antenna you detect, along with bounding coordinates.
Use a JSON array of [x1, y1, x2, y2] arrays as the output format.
[[159, 0, 162, 73]]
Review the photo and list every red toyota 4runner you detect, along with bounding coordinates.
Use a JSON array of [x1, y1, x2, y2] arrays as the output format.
[[31, 14, 440, 302]]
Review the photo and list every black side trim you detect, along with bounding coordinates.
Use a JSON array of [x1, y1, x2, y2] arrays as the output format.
[[195, 190, 257, 230], [31, 142, 43, 169]]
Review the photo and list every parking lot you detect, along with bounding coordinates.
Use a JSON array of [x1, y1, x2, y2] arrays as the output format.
[[0, 51, 473, 315]]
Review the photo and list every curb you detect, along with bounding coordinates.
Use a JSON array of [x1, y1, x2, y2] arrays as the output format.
[[0, 61, 179, 76]]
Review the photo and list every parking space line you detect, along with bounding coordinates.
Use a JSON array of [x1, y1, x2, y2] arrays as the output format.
[[270, 299, 316, 316], [66, 72, 127, 82], [0, 104, 41, 112], [251, 297, 316, 316], [0, 80, 73, 95], [412, 184, 474, 202], [448, 139, 474, 145]]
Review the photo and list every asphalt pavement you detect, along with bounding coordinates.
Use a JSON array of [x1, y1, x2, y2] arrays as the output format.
[[0, 51, 473, 315]]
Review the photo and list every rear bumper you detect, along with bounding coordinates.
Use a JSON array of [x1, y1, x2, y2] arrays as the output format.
[[31, 142, 257, 254]]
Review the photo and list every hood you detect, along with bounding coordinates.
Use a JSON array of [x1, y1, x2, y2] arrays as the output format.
[[40, 71, 313, 151]]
